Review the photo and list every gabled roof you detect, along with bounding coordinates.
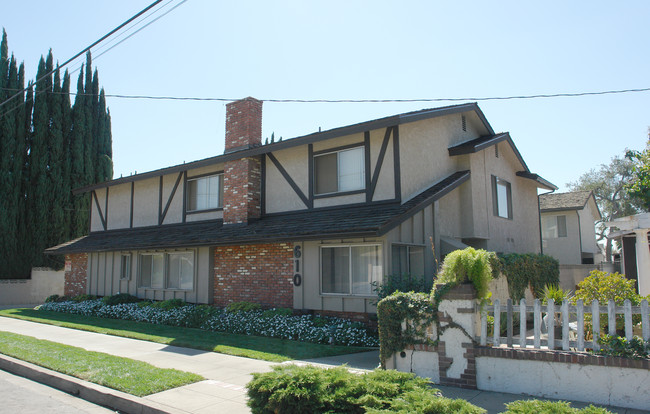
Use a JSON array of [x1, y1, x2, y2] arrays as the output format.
[[73, 103, 491, 194], [539, 191, 595, 212], [47, 171, 470, 254], [448, 132, 557, 191]]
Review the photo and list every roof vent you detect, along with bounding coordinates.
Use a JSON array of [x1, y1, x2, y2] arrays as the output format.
[[461, 115, 467, 132]]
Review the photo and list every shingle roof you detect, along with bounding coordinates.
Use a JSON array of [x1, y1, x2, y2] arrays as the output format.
[[46, 171, 470, 254], [539, 191, 593, 212]]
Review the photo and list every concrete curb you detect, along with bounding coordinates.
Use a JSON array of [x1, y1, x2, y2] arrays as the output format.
[[0, 354, 186, 414]]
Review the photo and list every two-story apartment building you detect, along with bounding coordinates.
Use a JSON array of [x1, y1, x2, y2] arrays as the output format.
[[47, 97, 555, 318]]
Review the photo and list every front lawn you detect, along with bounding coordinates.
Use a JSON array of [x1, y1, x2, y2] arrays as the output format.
[[0, 308, 374, 362], [0, 331, 202, 396]]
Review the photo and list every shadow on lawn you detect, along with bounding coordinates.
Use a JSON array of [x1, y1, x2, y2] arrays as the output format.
[[1, 308, 373, 362]]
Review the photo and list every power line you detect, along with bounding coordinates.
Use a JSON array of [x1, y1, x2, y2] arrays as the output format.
[[57, 86, 650, 103], [0, 0, 164, 109]]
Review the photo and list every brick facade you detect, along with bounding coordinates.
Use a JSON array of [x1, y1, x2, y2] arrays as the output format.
[[223, 156, 262, 224], [64, 253, 88, 297], [213, 243, 293, 308]]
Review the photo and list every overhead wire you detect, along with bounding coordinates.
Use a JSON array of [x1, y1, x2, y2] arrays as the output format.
[[0, 0, 165, 109], [0, 0, 185, 121]]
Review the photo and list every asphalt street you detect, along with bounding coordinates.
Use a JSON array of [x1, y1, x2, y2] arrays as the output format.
[[0, 369, 116, 414]]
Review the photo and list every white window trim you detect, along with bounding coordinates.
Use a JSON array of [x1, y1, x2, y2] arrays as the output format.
[[187, 173, 224, 212], [492, 175, 513, 220], [137, 250, 196, 291], [319, 243, 382, 297], [313, 146, 366, 196]]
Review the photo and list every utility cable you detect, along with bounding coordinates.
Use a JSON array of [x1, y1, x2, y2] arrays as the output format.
[[0, 0, 164, 109]]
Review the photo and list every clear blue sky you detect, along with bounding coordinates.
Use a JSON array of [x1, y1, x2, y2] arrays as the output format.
[[3, 1, 650, 192]]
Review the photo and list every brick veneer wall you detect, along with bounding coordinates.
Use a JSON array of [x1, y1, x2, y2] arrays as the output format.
[[64, 253, 88, 297], [213, 243, 293, 308], [223, 156, 262, 224]]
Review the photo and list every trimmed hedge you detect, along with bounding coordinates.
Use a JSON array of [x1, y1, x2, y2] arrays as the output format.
[[502, 400, 612, 413], [246, 365, 485, 414]]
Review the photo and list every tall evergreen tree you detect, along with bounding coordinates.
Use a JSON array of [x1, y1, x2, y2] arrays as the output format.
[[25, 55, 51, 267], [70, 66, 88, 238], [46, 64, 65, 268], [0, 30, 112, 277]]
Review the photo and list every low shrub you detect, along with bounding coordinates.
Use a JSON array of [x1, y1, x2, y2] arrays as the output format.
[[595, 335, 650, 359], [574, 270, 643, 333], [542, 284, 573, 305], [372, 273, 429, 302], [102, 293, 140, 306], [38, 299, 378, 347], [151, 298, 186, 311], [44, 294, 63, 303], [71, 294, 98, 303], [502, 399, 612, 413], [226, 301, 262, 313], [246, 365, 485, 414], [262, 308, 293, 318]]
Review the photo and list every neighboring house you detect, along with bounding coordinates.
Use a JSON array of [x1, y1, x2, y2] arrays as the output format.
[[605, 212, 650, 296], [46, 97, 555, 319], [539, 191, 602, 265]]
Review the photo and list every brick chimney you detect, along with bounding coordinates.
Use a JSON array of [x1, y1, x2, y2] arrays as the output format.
[[222, 97, 263, 225]]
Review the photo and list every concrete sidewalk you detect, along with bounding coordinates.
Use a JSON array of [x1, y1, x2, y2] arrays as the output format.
[[0, 316, 648, 414]]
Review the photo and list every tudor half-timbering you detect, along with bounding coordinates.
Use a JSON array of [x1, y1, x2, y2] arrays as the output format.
[[47, 97, 555, 318]]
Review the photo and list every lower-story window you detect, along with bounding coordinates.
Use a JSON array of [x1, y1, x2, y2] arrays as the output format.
[[391, 244, 425, 277], [321, 245, 382, 296], [138, 251, 194, 290]]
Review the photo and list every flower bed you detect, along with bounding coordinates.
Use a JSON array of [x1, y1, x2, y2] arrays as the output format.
[[38, 300, 379, 347]]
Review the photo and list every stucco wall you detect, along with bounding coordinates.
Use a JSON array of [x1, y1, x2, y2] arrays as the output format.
[[476, 355, 650, 410], [542, 211, 580, 264], [0, 269, 64, 305], [579, 202, 599, 255]]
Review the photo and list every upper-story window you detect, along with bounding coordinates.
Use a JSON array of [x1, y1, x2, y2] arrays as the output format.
[[492, 175, 512, 219], [187, 173, 223, 211], [542, 215, 567, 239], [314, 146, 365, 195]]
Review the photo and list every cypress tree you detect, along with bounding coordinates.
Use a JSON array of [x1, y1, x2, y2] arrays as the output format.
[[83, 52, 95, 188], [60, 70, 73, 240], [0, 31, 15, 277], [26, 55, 51, 267], [46, 64, 65, 268], [70, 67, 88, 238]]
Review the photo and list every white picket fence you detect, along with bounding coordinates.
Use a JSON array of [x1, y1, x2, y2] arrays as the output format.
[[479, 299, 650, 351]]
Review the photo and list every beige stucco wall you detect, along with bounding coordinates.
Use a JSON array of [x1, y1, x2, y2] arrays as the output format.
[[476, 356, 650, 410], [91, 163, 226, 232], [398, 113, 485, 202], [0, 269, 64, 305], [542, 211, 581, 264], [265, 126, 399, 214], [579, 199, 600, 255], [86, 247, 212, 304]]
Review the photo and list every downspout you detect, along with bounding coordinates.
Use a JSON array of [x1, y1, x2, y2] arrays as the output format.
[[537, 189, 556, 254]]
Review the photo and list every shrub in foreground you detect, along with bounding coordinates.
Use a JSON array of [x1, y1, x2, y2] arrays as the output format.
[[502, 399, 612, 413], [246, 365, 484, 414]]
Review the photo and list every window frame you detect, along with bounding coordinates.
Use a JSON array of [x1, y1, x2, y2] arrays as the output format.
[[137, 250, 196, 291], [542, 215, 568, 239], [186, 172, 224, 213], [390, 243, 426, 277], [491, 175, 513, 220], [319, 243, 382, 297], [313, 144, 366, 197], [120, 253, 132, 281]]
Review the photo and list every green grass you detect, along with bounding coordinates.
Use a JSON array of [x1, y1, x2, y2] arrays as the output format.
[[0, 331, 202, 396], [0, 308, 374, 362]]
